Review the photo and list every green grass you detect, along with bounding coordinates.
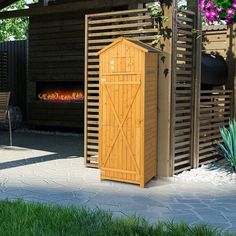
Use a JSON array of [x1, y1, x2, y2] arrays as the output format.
[[0, 199, 234, 236]]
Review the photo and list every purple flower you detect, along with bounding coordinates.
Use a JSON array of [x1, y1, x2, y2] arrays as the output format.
[[227, 8, 235, 15], [226, 15, 233, 24], [200, 0, 236, 25], [205, 11, 210, 18], [200, 0, 205, 10], [209, 9, 217, 17], [205, 1, 215, 8]]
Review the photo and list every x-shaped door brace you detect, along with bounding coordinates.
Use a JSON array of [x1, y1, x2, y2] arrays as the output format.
[[101, 81, 141, 174]]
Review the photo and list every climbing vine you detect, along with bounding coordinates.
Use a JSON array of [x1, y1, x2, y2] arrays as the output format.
[[147, 1, 169, 46]]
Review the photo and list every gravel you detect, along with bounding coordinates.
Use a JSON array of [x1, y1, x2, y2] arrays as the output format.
[[174, 159, 236, 186]]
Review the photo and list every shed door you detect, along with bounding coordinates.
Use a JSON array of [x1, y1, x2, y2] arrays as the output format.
[[99, 74, 142, 181]]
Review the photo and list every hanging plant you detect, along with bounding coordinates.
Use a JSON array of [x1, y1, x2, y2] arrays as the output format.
[[201, 0, 236, 25], [147, 1, 169, 46]]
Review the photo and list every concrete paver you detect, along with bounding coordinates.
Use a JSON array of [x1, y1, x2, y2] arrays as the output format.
[[0, 130, 236, 233]]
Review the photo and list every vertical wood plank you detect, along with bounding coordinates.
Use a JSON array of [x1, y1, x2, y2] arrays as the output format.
[[191, 2, 202, 169], [170, 4, 177, 177], [98, 38, 157, 187], [84, 14, 89, 166]]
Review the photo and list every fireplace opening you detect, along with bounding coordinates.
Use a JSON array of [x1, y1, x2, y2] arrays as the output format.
[[36, 81, 84, 103]]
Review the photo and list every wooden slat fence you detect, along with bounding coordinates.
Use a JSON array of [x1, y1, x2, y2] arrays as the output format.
[[171, 9, 196, 174], [84, 7, 233, 175], [0, 51, 8, 92], [202, 25, 228, 58], [199, 90, 232, 165], [200, 27, 233, 166], [84, 8, 159, 167]]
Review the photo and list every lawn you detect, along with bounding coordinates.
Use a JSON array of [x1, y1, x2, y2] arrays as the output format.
[[0, 200, 234, 236]]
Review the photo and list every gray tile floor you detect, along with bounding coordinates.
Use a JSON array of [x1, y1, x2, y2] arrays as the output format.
[[0, 130, 236, 233]]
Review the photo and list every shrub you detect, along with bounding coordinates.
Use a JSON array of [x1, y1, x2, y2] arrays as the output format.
[[217, 120, 236, 171]]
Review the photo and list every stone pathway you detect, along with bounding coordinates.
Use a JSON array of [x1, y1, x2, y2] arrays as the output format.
[[0, 131, 236, 233]]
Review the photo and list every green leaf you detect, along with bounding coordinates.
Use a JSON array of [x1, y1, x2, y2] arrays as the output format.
[[0, 0, 37, 41], [217, 119, 236, 169]]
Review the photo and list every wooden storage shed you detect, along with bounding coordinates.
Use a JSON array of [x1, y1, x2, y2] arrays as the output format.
[[97, 38, 158, 187]]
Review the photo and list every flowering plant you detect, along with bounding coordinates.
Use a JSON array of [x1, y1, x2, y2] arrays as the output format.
[[200, 0, 236, 25]]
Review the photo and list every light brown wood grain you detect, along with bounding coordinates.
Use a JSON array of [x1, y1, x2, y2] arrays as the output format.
[[98, 38, 157, 187]]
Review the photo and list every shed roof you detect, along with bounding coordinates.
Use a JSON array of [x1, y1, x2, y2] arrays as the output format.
[[97, 37, 157, 55]]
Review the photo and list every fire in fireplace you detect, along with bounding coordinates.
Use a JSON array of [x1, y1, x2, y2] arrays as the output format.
[[36, 81, 84, 103], [38, 91, 84, 102]]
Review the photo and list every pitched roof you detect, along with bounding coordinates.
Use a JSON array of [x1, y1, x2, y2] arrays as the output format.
[[128, 38, 158, 52], [97, 37, 157, 55]]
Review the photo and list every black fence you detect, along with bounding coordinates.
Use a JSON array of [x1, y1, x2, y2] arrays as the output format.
[[0, 40, 27, 119], [0, 51, 8, 92]]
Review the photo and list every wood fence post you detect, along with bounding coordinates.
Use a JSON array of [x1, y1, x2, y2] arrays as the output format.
[[226, 25, 236, 119], [234, 25, 236, 119], [157, 0, 173, 177], [188, 0, 202, 169], [84, 14, 88, 166]]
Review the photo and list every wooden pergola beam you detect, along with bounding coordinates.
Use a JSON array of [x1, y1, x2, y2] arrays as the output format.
[[0, 0, 144, 19], [0, 0, 18, 10]]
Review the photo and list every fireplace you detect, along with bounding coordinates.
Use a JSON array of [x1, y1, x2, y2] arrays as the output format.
[[27, 81, 84, 128], [36, 82, 84, 103], [27, 12, 86, 129]]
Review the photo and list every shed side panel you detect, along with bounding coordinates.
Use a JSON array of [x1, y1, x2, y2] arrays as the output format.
[[144, 52, 157, 183]]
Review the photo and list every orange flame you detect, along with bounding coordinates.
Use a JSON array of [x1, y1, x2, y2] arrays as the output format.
[[38, 91, 84, 102]]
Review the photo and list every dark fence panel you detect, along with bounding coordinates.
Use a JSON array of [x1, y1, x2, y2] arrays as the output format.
[[171, 9, 196, 175], [0, 51, 8, 92], [0, 40, 27, 119], [199, 90, 232, 166]]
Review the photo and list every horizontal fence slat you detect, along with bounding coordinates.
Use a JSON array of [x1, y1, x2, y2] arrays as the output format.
[[85, 8, 160, 167], [198, 89, 232, 166], [88, 22, 153, 31], [88, 15, 151, 25], [88, 28, 159, 37]]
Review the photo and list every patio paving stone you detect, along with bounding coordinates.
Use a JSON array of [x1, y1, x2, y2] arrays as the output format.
[[131, 196, 165, 207], [186, 203, 209, 209], [0, 130, 236, 232]]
